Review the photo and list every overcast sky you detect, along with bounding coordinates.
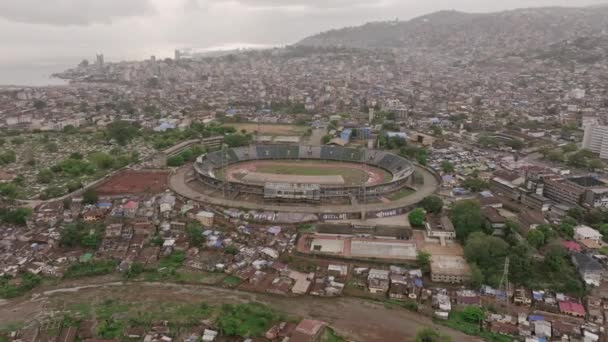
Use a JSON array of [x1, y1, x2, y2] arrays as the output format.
[[0, 0, 604, 65]]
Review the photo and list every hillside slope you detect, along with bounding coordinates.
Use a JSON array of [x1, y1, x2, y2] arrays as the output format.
[[298, 7, 608, 58]]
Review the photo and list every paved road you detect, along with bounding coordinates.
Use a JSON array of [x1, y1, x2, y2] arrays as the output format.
[[169, 165, 440, 214], [1, 281, 476, 342]]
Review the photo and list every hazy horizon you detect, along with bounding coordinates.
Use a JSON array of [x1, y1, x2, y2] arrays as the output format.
[[1, 0, 606, 85]]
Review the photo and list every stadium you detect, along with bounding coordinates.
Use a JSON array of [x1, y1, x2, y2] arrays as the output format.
[[193, 145, 415, 203], [169, 144, 440, 220]]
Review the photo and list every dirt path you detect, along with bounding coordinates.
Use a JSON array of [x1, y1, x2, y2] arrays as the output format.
[[0, 281, 476, 342]]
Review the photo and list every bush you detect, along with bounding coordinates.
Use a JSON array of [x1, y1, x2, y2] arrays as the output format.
[[421, 196, 443, 214], [64, 260, 118, 279], [408, 208, 426, 227], [0, 272, 42, 299], [0, 208, 32, 226], [218, 303, 282, 337]]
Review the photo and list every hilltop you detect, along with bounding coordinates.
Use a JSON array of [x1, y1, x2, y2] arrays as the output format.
[[297, 7, 608, 59]]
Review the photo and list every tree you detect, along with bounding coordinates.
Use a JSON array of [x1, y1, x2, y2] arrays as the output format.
[[0, 183, 19, 199], [322, 135, 332, 144], [440, 160, 454, 173], [415, 328, 451, 342], [82, 189, 99, 204], [0, 150, 17, 165], [527, 229, 546, 249], [558, 219, 575, 239], [464, 232, 509, 286], [568, 151, 588, 168], [37, 169, 54, 184], [224, 134, 252, 148], [417, 251, 431, 274], [33, 100, 47, 110], [505, 139, 525, 150], [0, 208, 32, 226], [106, 120, 139, 145], [469, 263, 484, 288], [89, 152, 115, 170], [167, 155, 185, 167], [462, 306, 485, 324], [421, 196, 443, 215], [588, 158, 604, 171], [46, 142, 59, 153], [462, 177, 489, 193], [408, 208, 426, 227], [545, 244, 568, 272], [566, 207, 584, 222], [562, 143, 578, 153], [450, 200, 486, 242], [186, 221, 205, 247]]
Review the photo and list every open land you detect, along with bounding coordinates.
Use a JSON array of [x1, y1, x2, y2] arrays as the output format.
[[95, 170, 169, 195], [0, 280, 475, 342]]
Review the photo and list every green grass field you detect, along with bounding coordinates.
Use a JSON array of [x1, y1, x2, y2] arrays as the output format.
[[257, 164, 365, 185]]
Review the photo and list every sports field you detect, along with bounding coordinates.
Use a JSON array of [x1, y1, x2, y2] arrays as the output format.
[[221, 160, 391, 186]]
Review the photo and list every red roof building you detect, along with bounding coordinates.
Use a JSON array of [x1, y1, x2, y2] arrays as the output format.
[[558, 301, 586, 317], [562, 241, 582, 253]]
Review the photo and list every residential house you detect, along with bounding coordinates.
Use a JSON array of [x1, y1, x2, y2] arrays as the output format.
[[482, 207, 507, 236], [571, 253, 603, 286], [367, 269, 390, 294]]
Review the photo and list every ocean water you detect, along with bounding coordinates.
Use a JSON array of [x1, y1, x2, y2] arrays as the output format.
[[0, 63, 71, 87]]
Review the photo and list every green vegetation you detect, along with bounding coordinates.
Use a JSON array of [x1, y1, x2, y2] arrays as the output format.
[[378, 135, 407, 150], [440, 161, 454, 173], [224, 133, 253, 147], [0, 272, 42, 299], [166, 145, 206, 167], [421, 195, 443, 214], [417, 251, 431, 274], [464, 231, 585, 295], [462, 177, 489, 193], [408, 208, 426, 227], [399, 146, 428, 165], [322, 328, 346, 342], [415, 328, 452, 342], [106, 120, 140, 145], [222, 276, 242, 286], [60, 221, 106, 250], [218, 302, 283, 338], [450, 200, 486, 242], [82, 189, 99, 204], [186, 221, 205, 247], [0, 150, 16, 165], [0, 208, 32, 226], [64, 259, 118, 279]]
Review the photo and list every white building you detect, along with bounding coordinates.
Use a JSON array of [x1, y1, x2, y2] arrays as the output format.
[[574, 225, 603, 243], [582, 124, 608, 160]]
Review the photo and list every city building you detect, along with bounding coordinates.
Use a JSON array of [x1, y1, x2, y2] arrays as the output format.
[[430, 255, 472, 284], [582, 124, 608, 159]]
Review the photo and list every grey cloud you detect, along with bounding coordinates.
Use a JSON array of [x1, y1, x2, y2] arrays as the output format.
[[200, 0, 383, 10], [0, 0, 155, 26]]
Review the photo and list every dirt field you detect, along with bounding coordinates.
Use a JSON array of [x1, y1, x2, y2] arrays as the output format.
[[0, 280, 475, 342], [222, 160, 390, 186], [95, 170, 169, 195], [229, 123, 306, 136]]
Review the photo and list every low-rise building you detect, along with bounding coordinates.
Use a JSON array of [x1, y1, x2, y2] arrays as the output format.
[[430, 255, 472, 284]]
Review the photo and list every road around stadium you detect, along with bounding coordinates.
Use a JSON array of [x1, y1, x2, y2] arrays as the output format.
[[170, 164, 440, 215]]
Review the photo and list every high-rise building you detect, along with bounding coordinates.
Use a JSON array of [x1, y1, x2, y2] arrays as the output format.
[[174, 49, 181, 60], [582, 124, 608, 159], [96, 54, 104, 67]]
